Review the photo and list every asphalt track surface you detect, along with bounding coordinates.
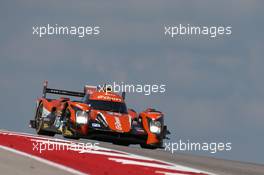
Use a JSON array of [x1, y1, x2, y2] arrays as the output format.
[[0, 130, 264, 175], [0, 148, 73, 175]]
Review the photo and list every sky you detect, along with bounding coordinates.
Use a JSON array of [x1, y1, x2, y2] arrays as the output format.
[[0, 0, 264, 164]]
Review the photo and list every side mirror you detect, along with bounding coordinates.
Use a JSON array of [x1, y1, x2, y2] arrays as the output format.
[[122, 92, 126, 100]]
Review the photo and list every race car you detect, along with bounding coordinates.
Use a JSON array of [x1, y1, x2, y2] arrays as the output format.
[[29, 81, 170, 149]]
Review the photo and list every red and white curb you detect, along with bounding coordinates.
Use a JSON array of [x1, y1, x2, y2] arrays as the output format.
[[0, 130, 213, 175]]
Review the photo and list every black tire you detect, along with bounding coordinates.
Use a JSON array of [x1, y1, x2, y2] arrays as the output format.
[[140, 143, 158, 149], [35, 102, 55, 137], [112, 141, 130, 146]]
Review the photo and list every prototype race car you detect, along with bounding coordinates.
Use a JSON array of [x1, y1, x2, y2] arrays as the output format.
[[29, 81, 170, 149]]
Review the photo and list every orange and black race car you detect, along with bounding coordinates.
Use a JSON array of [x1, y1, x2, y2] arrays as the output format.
[[29, 81, 170, 149]]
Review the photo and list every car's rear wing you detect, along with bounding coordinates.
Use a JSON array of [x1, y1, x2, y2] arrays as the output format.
[[42, 81, 85, 98]]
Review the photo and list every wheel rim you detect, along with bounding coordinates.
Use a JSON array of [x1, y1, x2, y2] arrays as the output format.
[[35, 103, 43, 132]]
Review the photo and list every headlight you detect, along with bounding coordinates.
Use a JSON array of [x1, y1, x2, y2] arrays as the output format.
[[76, 111, 88, 124], [149, 120, 161, 134]]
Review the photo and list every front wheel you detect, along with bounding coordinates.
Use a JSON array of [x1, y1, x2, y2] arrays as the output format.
[[61, 109, 79, 140], [61, 125, 79, 140], [112, 141, 130, 146]]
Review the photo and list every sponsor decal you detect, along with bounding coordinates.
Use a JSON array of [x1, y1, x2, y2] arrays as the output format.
[[92, 123, 101, 128], [107, 111, 121, 116], [97, 95, 122, 102], [114, 117, 122, 130]]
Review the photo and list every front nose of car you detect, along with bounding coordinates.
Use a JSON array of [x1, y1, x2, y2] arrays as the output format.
[[99, 112, 131, 133]]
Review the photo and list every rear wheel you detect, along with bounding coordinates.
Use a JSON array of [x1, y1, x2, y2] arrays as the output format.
[[35, 102, 55, 137]]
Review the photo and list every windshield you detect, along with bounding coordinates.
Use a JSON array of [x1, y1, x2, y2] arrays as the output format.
[[89, 100, 128, 114]]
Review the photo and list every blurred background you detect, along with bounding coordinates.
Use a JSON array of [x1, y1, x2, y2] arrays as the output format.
[[0, 0, 263, 164]]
